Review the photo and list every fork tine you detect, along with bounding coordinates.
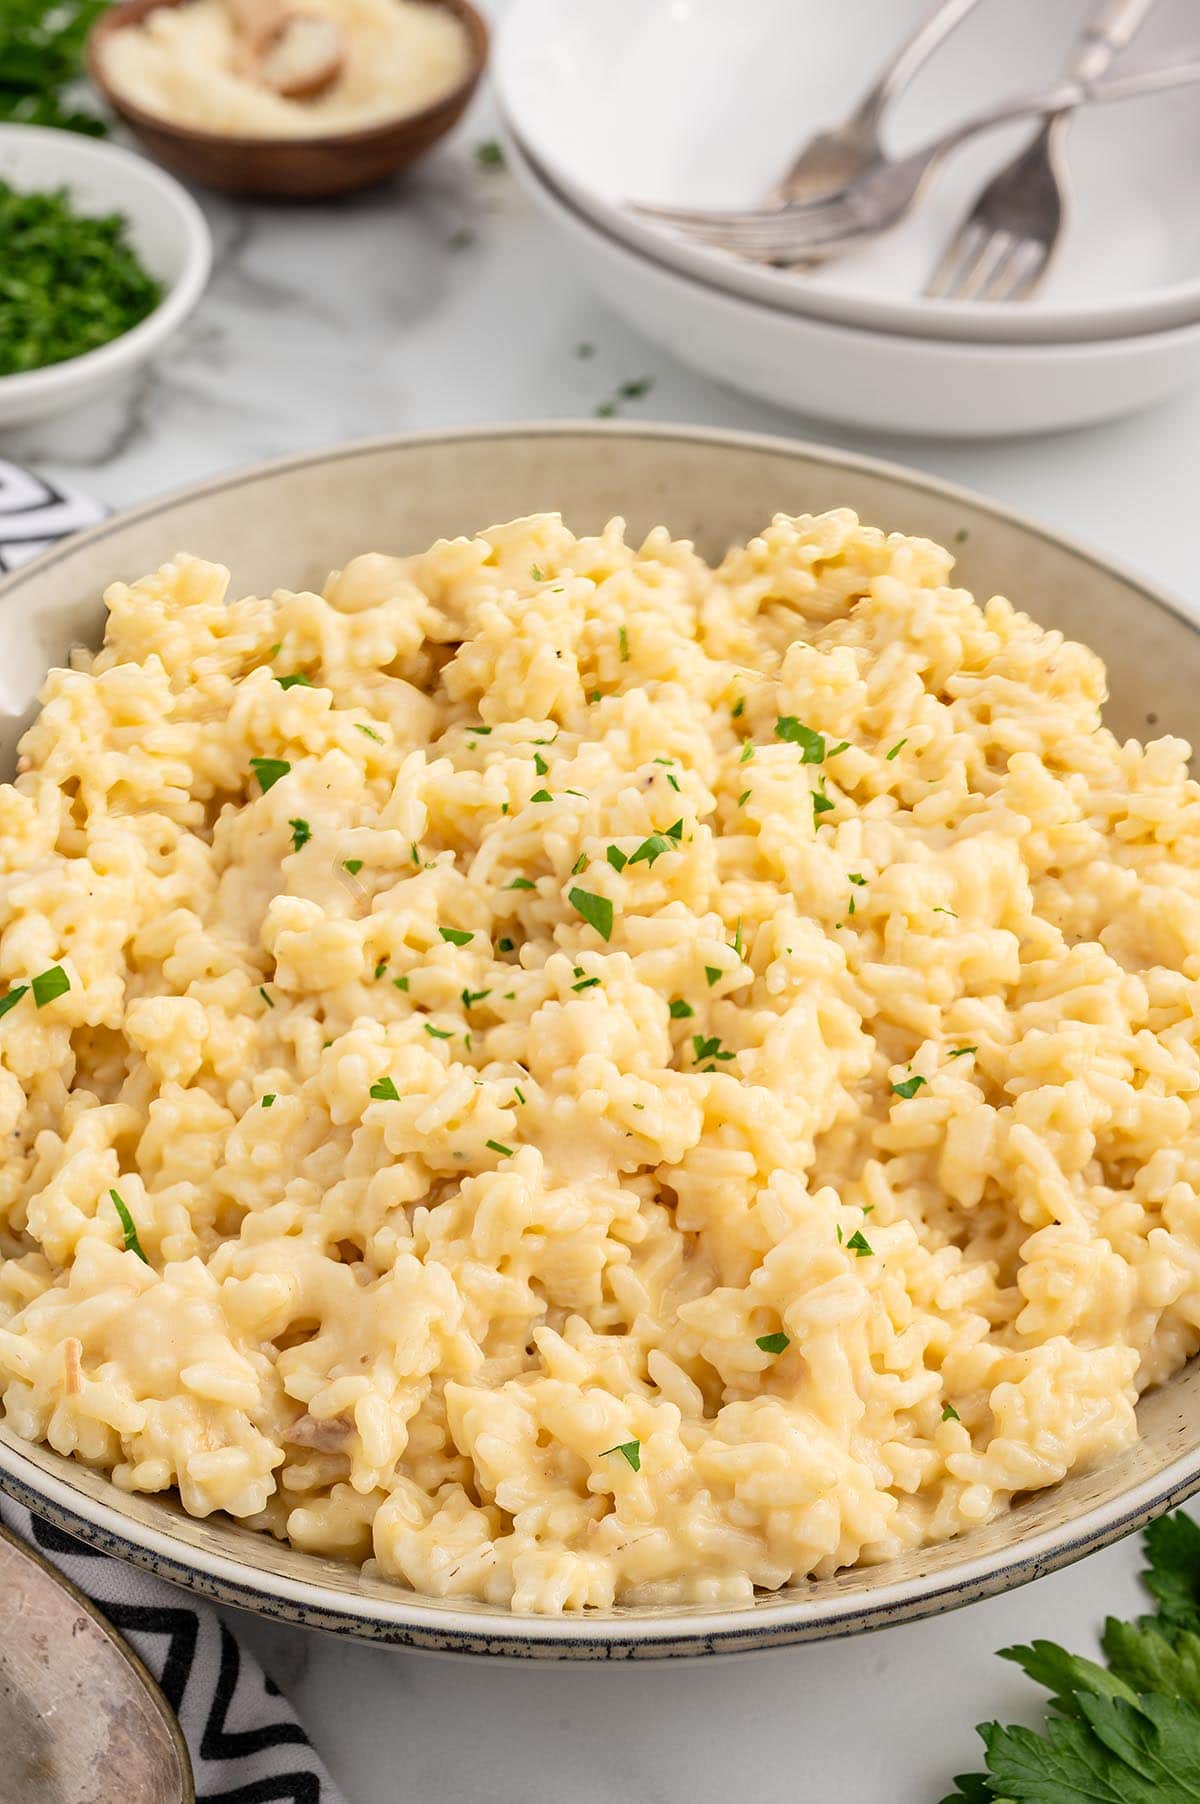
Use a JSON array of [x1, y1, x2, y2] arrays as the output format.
[[953, 229, 1017, 301], [975, 233, 1029, 302], [924, 221, 987, 299], [634, 200, 798, 232], [642, 204, 865, 262], [997, 242, 1051, 303]]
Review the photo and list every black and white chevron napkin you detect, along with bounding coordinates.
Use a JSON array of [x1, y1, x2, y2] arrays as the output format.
[[0, 456, 348, 1804]]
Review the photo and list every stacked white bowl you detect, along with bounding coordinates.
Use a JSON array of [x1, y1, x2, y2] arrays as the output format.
[[495, 0, 1200, 438]]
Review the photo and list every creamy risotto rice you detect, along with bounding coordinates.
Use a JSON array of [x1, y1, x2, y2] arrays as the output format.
[[1, 508, 1199, 1614]]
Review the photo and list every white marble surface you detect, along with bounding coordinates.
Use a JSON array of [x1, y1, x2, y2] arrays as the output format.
[[6, 19, 1200, 1800]]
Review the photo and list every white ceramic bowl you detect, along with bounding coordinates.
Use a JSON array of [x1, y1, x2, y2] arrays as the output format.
[[495, 0, 1200, 346], [2, 424, 1200, 1657], [505, 129, 1200, 439], [0, 125, 211, 427]]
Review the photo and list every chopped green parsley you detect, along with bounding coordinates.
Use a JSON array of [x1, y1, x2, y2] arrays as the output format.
[[343, 859, 364, 876], [704, 966, 721, 987], [109, 1189, 148, 1263], [508, 877, 536, 891], [250, 756, 290, 793], [731, 697, 745, 719], [845, 1229, 874, 1257], [606, 846, 628, 873], [569, 888, 613, 941], [530, 788, 553, 804], [942, 1402, 960, 1421], [439, 927, 473, 947], [486, 1139, 514, 1157], [572, 852, 587, 875], [424, 1023, 453, 1040], [668, 999, 694, 1019], [756, 1332, 790, 1355], [629, 833, 670, 867], [775, 716, 825, 762], [261, 1094, 276, 1108], [369, 1076, 399, 1101], [885, 738, 907, 760], [947, 1045, 977, 1059], [530, 564, 544, 582], [0, 985, 28, 1019], [31, 965, 69, 1008], [288, 818, 311, 853], [618, 626, 629, 663], [355, 723, 384, 744], [692, 1034, 733, 1066], [462, 987, 490, 1008], [393, 976, 409, 991], [258, 985, 274, 1008], [276, 672, 312, 689], [602, 1440, 641, 1471], [891, 1075, 927, 1099]]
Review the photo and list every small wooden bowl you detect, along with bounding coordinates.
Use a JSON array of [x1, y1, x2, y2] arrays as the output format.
[[87, 0, 488, 200]]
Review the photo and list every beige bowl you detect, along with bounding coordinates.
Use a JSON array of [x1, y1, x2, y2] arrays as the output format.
[[1, 423, 1198, 1658]]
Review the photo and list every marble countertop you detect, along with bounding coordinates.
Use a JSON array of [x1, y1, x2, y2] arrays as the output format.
[[6, 15, 1200, 1799]]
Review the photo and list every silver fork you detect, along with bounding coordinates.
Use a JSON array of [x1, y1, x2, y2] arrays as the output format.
[[766, 0, 983, 205], [633, 55, 1200, 266], [926, 0, 1158, 302]]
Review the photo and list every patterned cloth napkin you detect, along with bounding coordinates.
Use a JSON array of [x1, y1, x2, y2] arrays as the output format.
[[0, 457, 349, 1804]]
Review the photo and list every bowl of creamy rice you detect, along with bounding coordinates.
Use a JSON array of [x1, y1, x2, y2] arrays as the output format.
[[2, 424, 1200, 1657], [89, 0, 487, 197]]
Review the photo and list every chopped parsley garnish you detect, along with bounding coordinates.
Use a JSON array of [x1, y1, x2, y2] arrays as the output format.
[[508, 877, 536, 891], [250, 756, 290, 793], [665, 819, 684, 840], [572, 852, 587, 875], [575, 341, 594, 358], [756, 1332, 790, 1355], [355, 723, 384, 744], [954, 527, 969, 543], [411, 844, 420, 866], [812, 779, 835, 825], [619, 377, 654, 400], [530, 788, 553, 804], [704, 966, 721, 987], [486, 1139, 514, 1157], [497, 938, 514, 954], [461, 987, 490, 1008], [439, 927, 473, 947], [848, 872, 866, 886], [669, 999, 694, 1019], [534, 752, 549, 776], [629, 833, 670, 867], [369, 1077, 400, 1100], [572, 975, 601, 992], [737, 789, 751, 807], [731, 697, 745, 718], [0, 985, 28, 1019], [891, 1075, 927, 1099], [739, 743, 755, 765], [569, 888, 613, 941], [109, 1189, 147, 1263], [775, 716, 825, 762], [288, 817, 311, 853], [606, 846, 628, 873], [530, 564, 544, 582], [513, 1085, 527, 1104], [424, 1023, 453, 1040], [666, 773, 681, 792], [31, 965, 69, 1008], [845, 1229, 874, 1256], [475, 138, 505, 169], [731, 919, 744, 958], [344, 859, 364, 876], [618, 626, 630, 662], [692, 1034, 733, 1065], [374, 960, 389, 979], [258, 985, 274, 1008], [266, 642, 282, 659], [602, 1440, 641, 1471], [885, 738, 907, 760], [933, 906, 958, 917], [276, 673, 311, 689], [261, 1094, 276, 1108], [942, 1402, 960, 1421], [827, 741, 850, 757], [393, 976, 409, 991], [947, 1045, 977, 1059]]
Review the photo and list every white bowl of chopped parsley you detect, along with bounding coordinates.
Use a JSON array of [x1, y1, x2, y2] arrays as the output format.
[[0, 122, 210, 424]]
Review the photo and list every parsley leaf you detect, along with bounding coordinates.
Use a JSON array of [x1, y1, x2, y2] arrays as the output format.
[[424, 1023, 453, 1040], [948, 1045, 977, 1059], [629, 833, 670, 867], [462, 987, 491, 1008], [756, 1332, 790, 1355], [669, 999, 694, 1019], [475, 138, 505, 169], [848, 872, 866, 886], [0, 985, 28, 1019], [775, 717, 825, 762], [602, 1440, 641, 1472], [508, 877, 536, 890], [704, 966, 721, 987], [891, 1075, 927, 1099], [276, 673, 312, 689], [606, 846, 628, 873], [109, 1188, 147, 1262], [369, 1076, 399, 1101], [569, 888, 613, 941], [261, 1094, 276, 1109], [812, 779, 835, 825], [438, 927, 473, 947], [343, 858, 364, 876], [619, 626, 629, 663], [288, 818, 311, 853], [355, 723, 384, 744], [941, 1402, 959, 1421], [530, 564, 544, 582], [665, 819, 684, 840], [250, 756, 290, 793], [32, 965, 69, 1007], [845, 1229, 874, 1256], [692, 1034, 733, 1065], [486, 1139, 514, 1157], [530, 788, 553, 804], [534, 752, 549, 776], [258, 985, 274, 1008], [886, 738, 907, 761]]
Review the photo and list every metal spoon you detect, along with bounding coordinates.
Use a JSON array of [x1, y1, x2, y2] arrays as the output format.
[[0, 1522, 192, 1804]]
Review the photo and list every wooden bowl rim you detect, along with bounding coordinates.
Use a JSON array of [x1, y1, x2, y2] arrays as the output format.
[[87, 0, 488, 155]]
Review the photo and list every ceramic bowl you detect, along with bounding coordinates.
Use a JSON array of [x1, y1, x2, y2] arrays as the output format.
[[503, 129, 1200, 439], [0, 125, 211, 428], [2, 424, 1199, 1656], [495, 0, 1200, 345], [88, 0, 488, 200]]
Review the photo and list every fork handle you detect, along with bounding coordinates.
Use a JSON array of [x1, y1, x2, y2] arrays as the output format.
[[851, 0, 985, 130], [937, 49, 1200, 154], [1068, 0, 1157, 82]]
